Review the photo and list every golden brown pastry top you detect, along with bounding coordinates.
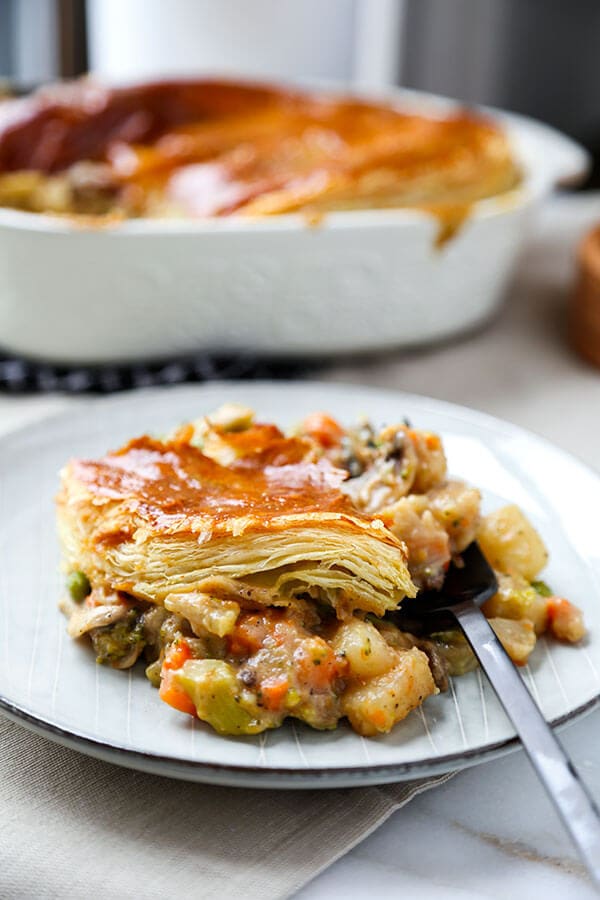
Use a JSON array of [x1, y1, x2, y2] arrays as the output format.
[[62, 427, 403, 546], [0, 79, 519, 219]]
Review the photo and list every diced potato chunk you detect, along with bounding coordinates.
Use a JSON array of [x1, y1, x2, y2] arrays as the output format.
[[547, 598, 586, 643], [427, 480, 481, 554], [165, 592, 240, 637], [478, 505, 548, 580], [207, 403, 255, 432], [330, 619, 396, 679], [381, 497, 450, 590], [489, 617, 536, 665], [409, 430, 448, 493], [482, 573, 549, 635], [341, 648, 436, 736]]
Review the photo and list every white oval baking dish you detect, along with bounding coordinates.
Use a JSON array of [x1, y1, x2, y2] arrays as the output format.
[[0, 87, 588, 364]]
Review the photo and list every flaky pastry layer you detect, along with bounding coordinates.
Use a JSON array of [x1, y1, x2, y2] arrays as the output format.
[[57, 429, 415, 617]]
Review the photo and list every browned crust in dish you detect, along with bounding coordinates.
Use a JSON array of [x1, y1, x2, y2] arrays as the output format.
[[0, 79, 520, 220]]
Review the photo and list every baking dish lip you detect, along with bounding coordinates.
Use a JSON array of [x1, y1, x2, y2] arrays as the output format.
[[0, 187, 528, 235], [0, 84, 588, 236]]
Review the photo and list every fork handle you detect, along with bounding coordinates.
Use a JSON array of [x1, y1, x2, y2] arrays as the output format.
[[453, 599, 600, 888]]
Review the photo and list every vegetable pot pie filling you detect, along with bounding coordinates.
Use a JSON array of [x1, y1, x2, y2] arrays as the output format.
[[57, 406, 586, 737], [0, 79, 519, 224]]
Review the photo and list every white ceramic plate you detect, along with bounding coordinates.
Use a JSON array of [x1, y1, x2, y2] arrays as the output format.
[[1, 381, 599, 788]]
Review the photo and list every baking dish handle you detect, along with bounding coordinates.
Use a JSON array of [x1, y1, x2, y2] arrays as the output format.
[[504, 112, 591, 192]]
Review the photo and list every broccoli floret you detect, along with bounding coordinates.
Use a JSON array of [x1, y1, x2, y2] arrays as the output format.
[[92, 610, 145, 666]]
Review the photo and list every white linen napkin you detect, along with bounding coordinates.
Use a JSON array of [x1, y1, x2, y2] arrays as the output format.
[[0, 714, 453, 899]]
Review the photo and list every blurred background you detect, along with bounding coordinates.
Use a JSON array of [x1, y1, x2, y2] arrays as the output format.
[[0, 0, 598, 184], [0, 0, 598, 393]]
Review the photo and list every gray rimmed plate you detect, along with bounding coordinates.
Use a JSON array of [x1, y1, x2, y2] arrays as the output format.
[[1, 381, 599, 788]]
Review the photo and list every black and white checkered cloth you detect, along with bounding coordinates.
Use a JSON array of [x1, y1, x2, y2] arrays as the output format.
[[0, 353, 319, 394]]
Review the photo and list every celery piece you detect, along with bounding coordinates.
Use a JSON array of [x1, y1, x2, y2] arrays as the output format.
[[174, 659, 268, 735], [531, 580, 553, 598]]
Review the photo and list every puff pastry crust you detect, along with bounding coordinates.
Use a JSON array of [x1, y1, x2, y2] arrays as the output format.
[[0, 79, 519, 220], [57, 424, 415, 619]]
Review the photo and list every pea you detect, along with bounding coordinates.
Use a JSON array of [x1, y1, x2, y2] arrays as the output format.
[[67, 571, 91, 603]]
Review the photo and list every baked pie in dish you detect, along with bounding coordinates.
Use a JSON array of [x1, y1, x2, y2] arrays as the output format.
[[0, 79, 519, 222]]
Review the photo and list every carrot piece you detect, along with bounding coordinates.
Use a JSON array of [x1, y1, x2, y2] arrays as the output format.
[[369, 709, 390, 731], [301, 412, 345, 448], [228, 613, 272, 657], [172, 422, 195, 444], [260, 676, 289, 711], [159, 670, 197, 716], [407, 428, 440, 451], [546, 597, 586, 643], [159, 640, 196, 715], [162, 639, 192, 671]]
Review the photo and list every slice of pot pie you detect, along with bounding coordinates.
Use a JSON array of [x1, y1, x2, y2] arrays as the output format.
[[57, 405, 586, 738]]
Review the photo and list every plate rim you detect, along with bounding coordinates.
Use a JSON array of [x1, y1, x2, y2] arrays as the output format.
[[2, 688, 599, 789], [2, 378, 600, 788]]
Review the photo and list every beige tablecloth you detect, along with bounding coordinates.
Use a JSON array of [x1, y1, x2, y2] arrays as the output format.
[[0, 193, 598, 900], [1, 716, 455, 899]]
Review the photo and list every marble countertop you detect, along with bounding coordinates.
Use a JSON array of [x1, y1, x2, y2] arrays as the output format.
[[301, 192, 600, 899], [1, 193, 599, 897], [300, 711, 600, 899]]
